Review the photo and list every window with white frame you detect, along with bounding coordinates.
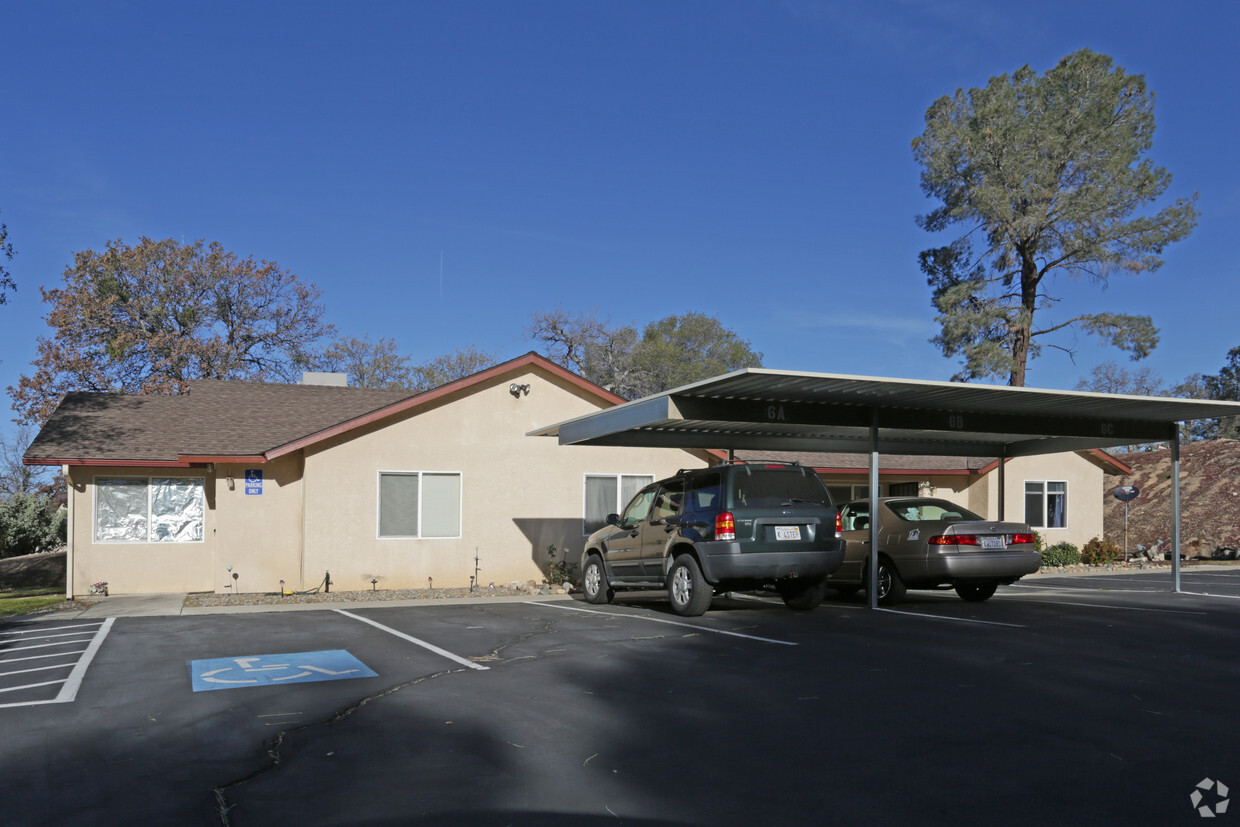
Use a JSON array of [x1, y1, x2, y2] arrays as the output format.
[[378, 471, 461, 539], [584, 474, 654, 535], [1024, 481, 1067, 528], [95, 477, 205, 543]]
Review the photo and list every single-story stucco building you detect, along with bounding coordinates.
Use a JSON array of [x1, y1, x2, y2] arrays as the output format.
[[24, 353, 715, 597], [25, 352, 1128, 597]]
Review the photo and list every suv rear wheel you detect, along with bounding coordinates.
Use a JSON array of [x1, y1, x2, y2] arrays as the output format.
[[667, 555, 712, 617], [778, 577, 827, 611], [582, 555, 613, 605]]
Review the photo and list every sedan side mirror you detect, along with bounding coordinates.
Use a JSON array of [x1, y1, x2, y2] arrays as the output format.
[[606, 513, 621, 527]]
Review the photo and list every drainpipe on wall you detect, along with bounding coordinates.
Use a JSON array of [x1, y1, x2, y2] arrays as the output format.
[[64, 465, 73, 600]]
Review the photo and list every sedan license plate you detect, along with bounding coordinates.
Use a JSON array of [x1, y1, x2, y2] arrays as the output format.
[[981, 536, 1006, 550], [774, 526, 802, 541]]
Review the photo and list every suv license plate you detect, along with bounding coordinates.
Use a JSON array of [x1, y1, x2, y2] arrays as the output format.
[[775, 526, 801, 541], [981, 536, 1006, 550]]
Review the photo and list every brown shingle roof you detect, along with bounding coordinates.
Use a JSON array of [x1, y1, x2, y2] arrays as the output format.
[[25, 392, 190, 465], [25, 352, 626, 467], [25, 381, 417, 465], [179, 380, 415, 457]]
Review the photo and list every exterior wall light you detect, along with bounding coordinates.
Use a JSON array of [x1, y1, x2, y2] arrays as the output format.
[[509, 383, 530, 397]]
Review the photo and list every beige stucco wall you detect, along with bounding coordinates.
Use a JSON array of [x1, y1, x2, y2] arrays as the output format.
[[209, 454, 304, 595], [67, 466, 215, 596], [298, 366, 710, 591], [978, 453, 1108, 548]]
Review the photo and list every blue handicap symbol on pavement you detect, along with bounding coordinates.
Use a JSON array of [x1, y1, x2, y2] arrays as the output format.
[[188, 650, 377, 692]]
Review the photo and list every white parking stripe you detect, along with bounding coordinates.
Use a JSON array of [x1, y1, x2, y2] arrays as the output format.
[[0, 679, 67, 694], [1, 639, 97, 655], [1, 622, 105, 637], [1005, 596, 1206, 615], [876, 608, 1026, 628], [0, 663, 76, 678], [54, 617, 114, 703], [0, 650, 88, 665], [334, 610, 489, 671], [533, 601, 799, 645]]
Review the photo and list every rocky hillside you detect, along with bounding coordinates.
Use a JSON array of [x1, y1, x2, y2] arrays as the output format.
[[1104, 440, 1240, 557]]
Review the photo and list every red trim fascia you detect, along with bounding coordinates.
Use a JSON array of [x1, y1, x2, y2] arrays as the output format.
[[178, 455, 267, 464], [25, 458, 192, 468], [977, 450, 1132, 476], [266, 352, 626, 460], [1088, 448, 1132, 475]]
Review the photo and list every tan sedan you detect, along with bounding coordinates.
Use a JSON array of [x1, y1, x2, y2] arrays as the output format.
[[829, 497, 1041, 604]]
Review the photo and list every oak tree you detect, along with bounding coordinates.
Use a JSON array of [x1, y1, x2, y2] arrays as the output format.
[[318, 335, 416, 389], [529, 309, 762, 398], [9, 237, 333, 424], [913, 49, 1199, 386], [408, 345, 498, 391], [0, 211, 15, 306]]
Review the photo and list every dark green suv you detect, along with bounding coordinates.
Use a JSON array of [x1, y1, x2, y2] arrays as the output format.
[[580, 461, 845, 616]]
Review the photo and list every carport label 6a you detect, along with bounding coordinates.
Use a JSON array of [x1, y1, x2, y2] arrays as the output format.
[[188, 650, 377, 692]]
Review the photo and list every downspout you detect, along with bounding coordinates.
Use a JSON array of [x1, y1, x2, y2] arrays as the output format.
[[867, 408, 880, 610], [64, 465, 73, 600], [299, 452, 307, 590], [1170, 429, 1182, 593]]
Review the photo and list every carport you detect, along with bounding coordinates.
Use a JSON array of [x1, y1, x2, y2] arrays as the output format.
[[531, 369, 1240, 608]]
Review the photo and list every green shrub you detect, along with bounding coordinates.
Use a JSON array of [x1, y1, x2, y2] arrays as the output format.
[[545, 544, 578, 585], [0, 493, 66, 559], [1040, 541, 1080, 567], [1080, 536, 1120, 566]]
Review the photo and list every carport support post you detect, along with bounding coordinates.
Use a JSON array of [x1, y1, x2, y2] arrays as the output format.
[[1171, 431, 1182, 593], [868, 409, 880, 610]]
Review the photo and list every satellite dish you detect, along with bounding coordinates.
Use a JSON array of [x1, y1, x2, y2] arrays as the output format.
[[1113, 485, 1139, 502]]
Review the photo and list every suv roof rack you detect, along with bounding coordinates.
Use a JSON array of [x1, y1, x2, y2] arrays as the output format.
[[674, 459, 803, 476]]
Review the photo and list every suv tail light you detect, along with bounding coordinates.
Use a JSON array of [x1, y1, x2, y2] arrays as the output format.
[[835, 511, 843, 539], [715, 511, 736, 541]]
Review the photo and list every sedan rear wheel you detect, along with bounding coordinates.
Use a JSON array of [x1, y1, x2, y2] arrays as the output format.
[[955, 581, 999, 602], [868, 557, 906, 605]]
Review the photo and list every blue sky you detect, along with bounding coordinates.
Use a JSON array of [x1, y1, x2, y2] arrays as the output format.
[[2, 0, 1237, 445]]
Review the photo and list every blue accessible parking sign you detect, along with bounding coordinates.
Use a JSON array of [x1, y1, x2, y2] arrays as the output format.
[[188, 650, 377, 692], [244, 469, 263, 495]]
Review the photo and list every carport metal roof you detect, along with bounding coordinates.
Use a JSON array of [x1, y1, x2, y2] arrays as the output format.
[[530, 369, 1240, 605], [529, 369, 1240, 457]]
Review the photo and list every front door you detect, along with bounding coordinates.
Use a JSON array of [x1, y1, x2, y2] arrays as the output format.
[[641, 478, 685, 577], [602, 485, 657, 581]]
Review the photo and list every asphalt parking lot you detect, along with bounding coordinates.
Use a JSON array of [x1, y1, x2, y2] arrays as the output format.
[[2, 567, 1238, 825]]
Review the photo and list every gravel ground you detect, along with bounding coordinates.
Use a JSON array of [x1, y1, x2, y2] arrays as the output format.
[[182, 584, 558, 608]]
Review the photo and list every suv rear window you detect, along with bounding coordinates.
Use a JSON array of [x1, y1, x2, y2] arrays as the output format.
[[730, 468, 831, 508], [685, 473, 722, 513]]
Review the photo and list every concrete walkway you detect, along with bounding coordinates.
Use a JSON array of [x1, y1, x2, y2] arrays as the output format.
[[76, 593, 188, 618]]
